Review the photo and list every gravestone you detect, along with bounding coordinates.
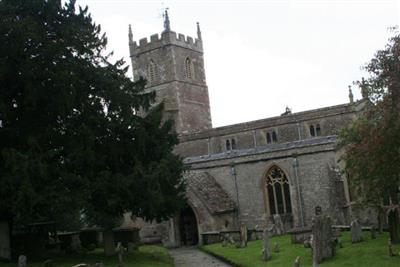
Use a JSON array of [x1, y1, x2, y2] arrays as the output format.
[[71, 233, 82, 251], [116, 242, 124, 267], [388, 239, 395, 257], [18, 255, 27, 267], [350, 219, 363, 243], [294, 256, 301, 267], [262, 228, 271, 261], [0, 221, 11, 260], [273, 214, 284, 235], [311, 215, 334, 264], [240, 223, 248, 248], [273, 243, 280, 253]]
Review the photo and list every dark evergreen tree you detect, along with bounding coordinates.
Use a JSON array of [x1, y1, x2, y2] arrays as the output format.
[[0, 0, 185, 249]]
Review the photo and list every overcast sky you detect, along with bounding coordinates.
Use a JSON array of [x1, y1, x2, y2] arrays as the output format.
[[78, 0, 399, 127]]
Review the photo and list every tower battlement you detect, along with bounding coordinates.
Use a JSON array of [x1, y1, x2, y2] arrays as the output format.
[[130, 31, 203, 56]]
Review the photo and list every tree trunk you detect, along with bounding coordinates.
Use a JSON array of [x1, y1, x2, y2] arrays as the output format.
[[103, 230, 115, 256], [388, 209, 400, 244]]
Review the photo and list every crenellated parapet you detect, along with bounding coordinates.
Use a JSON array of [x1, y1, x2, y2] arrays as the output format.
[[130, 31, 203, 56]]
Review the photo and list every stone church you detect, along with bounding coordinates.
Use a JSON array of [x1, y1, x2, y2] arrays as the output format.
[[127, 11, 365, 247]]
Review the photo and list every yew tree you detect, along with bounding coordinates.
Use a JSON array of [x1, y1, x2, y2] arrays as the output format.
[[0, 0, 185, 237], [340, 29, 400, 242]]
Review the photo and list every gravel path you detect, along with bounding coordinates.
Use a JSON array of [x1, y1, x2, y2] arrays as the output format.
[[169, 247, 232, 267]]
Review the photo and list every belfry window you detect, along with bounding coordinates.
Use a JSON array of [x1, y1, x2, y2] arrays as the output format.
[[185, 57, 193, 79], [147, 60, 156, 84], [265, 166, 292, 215]]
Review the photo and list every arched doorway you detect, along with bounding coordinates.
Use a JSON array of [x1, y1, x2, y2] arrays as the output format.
[[179, 205, 199, 246]]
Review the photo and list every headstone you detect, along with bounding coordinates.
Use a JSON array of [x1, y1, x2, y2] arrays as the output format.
[[18, 255, 27, 267], [388, 239, 395, 257], [240, 223, 248, 248], [71, 233, 82, 251], [273, 243, 280, 253], [262, 228, 271, 261], [0, 221, 11, 260], [116, 242, 124, 267], [311, 215, 334, 264], [273, 214, 284, 235], [229, 235, 236, 245], [350, 219, 363, 243], [294, 256, 301, 267]]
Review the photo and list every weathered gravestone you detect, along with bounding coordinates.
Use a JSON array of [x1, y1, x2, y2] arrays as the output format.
[[240, 223, 248, 248], [18, 255, 27, 267], [350, 219, 363, 243], [294, 256, 301, 267], [116, 242, 124, 267], [273, 214, 284, 235], [311, 215, 334, 265], [262, 228, 271, 261], [273, 243, 280, 253]]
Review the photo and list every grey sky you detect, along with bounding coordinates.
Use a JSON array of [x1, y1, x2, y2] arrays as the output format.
[[78, 0, 399, 127]]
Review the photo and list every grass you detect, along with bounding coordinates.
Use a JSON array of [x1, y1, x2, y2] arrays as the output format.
[[0, 245, 173, 267], [202, 231, 400, 267]]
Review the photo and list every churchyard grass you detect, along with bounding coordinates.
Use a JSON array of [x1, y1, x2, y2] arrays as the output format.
[[202, 231, 400, 266], [0, 245, 173, 267]]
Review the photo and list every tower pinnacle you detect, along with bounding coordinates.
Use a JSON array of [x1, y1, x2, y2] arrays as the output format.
[[197, 22, 202, 40], [348, 85, 354, 103], [163, 9, 171, 32], [128, 24, 133, 44]]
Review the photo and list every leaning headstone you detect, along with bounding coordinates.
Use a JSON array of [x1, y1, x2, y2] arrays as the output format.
[[294, 256, 301, 267], [262, 228, 271, 261], [18, 255, 27, 267], [273, 242, 280, 253], [350, 219, 363, 243], [229, 235, 236, 245], [239, 223, 248, 248], [311, 215, 334, 265], [304, 235, 312, 248], [273, 214, 284, 235]]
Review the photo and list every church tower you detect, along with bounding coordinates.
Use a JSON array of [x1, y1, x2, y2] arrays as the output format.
[[128, 11, 212, 134]]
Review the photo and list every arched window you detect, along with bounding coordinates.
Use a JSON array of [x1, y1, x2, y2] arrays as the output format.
[[185, 57, 193, 79], [231, 139, 236, 150], [316, 124, 321, 136], [266, 132, 271, 144], [310, 125, 315, 137], [272, 131, 278, 143], [147, 60, 156, 84], [265, 166, 292, 215], [226, 139, 231, 151]]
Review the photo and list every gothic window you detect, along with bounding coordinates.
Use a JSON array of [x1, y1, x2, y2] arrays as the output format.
[[272, 131, 278, 142], [226, 139, 231, 151], [266, 132, 271, 144], [316, 124, 321, 136], [225, 138, 236, 151], [147, 60, 156, 84], [185, 57, 194, 79], [265, 166, 292, 215], [231, 139, 236, 150], [310, 125, 315, 137], [266, 131, 278, 144]]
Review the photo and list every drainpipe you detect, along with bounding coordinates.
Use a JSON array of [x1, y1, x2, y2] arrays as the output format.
[[230, 163, 241, 227], [293, 157, 305, 227]]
